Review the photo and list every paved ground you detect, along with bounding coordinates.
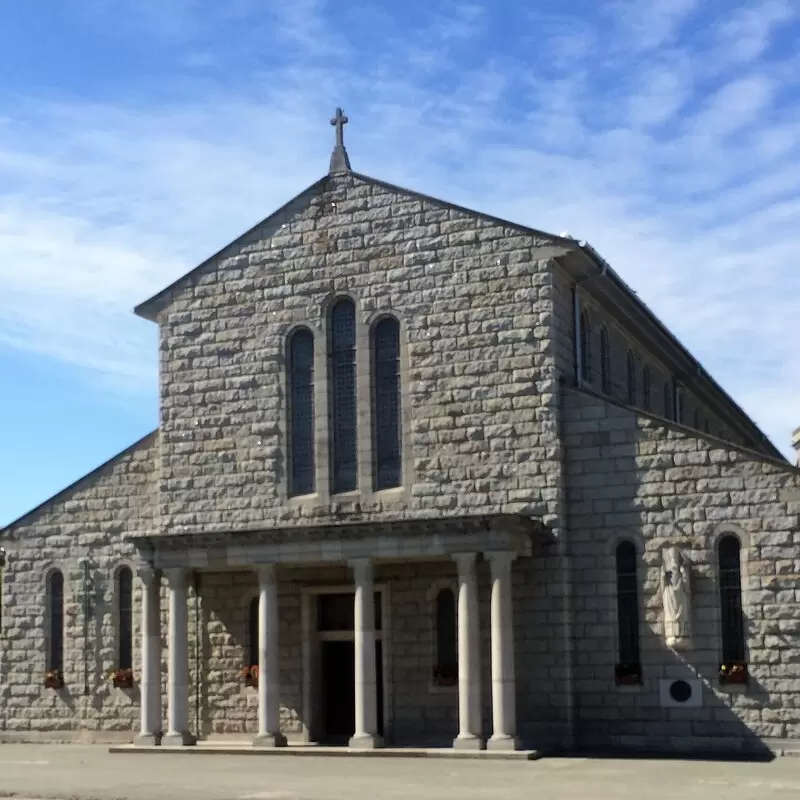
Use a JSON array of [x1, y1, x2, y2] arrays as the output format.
[[0, 745, 799, 800]]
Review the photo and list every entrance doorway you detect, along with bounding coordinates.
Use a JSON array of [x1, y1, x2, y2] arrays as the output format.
[[311, 590, 387, 744]]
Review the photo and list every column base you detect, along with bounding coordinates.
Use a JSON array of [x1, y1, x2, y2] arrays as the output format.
[[253, 732, 288, 748], [161, 731, 197, 747], [348, 733, 383, 749], [133, 732, 162, 747], [452, 734, 485, 750], [487, 734, 520, 751]]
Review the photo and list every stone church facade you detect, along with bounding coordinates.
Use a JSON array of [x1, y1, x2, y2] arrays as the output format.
[[1, 112, 799, 755]]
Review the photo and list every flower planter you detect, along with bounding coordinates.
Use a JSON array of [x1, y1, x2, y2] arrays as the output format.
[[44, 671, 64, 690], [719, 662, 748, 686], [615, 664, 642, 686], [240, 665, 259, 689], [109, 668, 135, 689], [432, 665, 457, 688]]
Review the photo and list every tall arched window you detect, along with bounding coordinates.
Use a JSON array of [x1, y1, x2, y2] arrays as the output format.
[[719, 536, 746, 669], [329, 299, 358, 493], [676, 387, 685, 424], [117, 566, 133, 670], [248, 595, 259, 668], [599, 327, 611, 394], [663, 381, 673, 420], [642, 365, 652, 411], [693, 408, 700, 430], [626, 351, 637, 406], [47, 570, 64, 673], [372, 317, 402, 490], [615, 541, 641, 684], [579, 310, 592, 384], [433, 588, 457, 687], [288, 328, 315, 496]]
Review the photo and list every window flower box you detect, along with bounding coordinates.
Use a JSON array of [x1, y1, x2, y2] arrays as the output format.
[[432, 664, 457, 688], [719, 662, 748, 686], [44, 669, 64, 690], [615, 663, 642, 686], [240, 665, 259, 688], [109, 668, 135, 689]]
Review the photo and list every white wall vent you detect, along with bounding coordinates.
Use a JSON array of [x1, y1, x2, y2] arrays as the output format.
[[659, 678, 703, 708]]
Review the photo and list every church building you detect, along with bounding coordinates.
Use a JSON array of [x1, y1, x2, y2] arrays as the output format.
[[1, 110, 799, 756]]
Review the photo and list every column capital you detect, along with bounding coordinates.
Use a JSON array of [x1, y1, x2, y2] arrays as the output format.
[[348, 558, 373, 582], [164, 568, 187, 589], [137, 566, 160, 586], [256, 564, 277, 585], [487, 551, 516, 573], [452, 552, 478, 575]]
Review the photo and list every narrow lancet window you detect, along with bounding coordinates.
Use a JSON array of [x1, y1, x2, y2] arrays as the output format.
[[248, 595, 259, 668], [642, 365, 652, 411], [433, 588, 457, 687], [719, 536, 746, 671], [600, 327, 611, 394], [663, 381, 673, 420], [372, 317, 402, 490], [48, 569, 64, 674], [626, 350, 637, 406], [615, 541, 641, 684], [329, 299, 358, 493], [579, 310, 592, 384], [118, 566, 133, 671], [288, 328, 315, 496]]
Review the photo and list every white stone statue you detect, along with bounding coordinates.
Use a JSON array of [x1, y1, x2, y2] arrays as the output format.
[[661, 546, 691, 649]]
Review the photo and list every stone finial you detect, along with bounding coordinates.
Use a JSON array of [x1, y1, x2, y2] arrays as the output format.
[[792, 426, 800, 466], [329, 107, 352, 174]]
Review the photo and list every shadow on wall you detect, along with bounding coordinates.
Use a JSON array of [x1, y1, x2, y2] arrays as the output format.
[[563, 388, 790, 761]]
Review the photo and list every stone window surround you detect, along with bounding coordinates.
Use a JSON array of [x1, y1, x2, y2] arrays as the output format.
[[111, 561, 137, 673], [605, 534, 646, 692], [299, 582, 392, 744], [710, 524, 750, 695], [42, 564, 68, 674], [282, 292, 412, 512], [426, 578, 459, 694]]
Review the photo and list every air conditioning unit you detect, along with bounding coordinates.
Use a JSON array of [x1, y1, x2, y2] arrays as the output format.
[[659, 678, 703, 708]]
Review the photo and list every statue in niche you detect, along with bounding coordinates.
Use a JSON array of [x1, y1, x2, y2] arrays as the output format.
[[661, 546, 691, 649]]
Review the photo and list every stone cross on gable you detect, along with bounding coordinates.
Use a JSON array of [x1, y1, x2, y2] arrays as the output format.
[[329, 106, 352, 174]]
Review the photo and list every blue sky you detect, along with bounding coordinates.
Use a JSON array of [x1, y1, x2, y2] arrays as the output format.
[[1, 0, 799, 525]]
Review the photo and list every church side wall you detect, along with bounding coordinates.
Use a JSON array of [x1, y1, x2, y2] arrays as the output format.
[[0, 434, 158, 741], [154, 173, 568, 536], [563, 388, 800, 753]]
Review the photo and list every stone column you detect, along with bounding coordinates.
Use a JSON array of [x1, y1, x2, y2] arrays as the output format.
[[487, 552, 519, 750], [162, 568, 195, 746], [254, 565, 286, 747], [452, 553, 483, 749], [134, 567, 162, 746], [349, 558, 382, 749]]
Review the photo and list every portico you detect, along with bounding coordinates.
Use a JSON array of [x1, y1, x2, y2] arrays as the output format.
[[131, 515, 537, 750]]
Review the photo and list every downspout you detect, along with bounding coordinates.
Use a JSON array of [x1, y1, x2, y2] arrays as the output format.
[[193, 571, 201, 741]]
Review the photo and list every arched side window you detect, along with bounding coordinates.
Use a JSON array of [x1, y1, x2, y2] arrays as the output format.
[[719, 536, 746, 677], [626, 351, 637, 406], [248, 595, 259, 668], [615, 541, 641, 684], [117, 566, 133, 670], [579, 310, 592, 384], [693, 408, 700, 430], [329, 299, 358, 493], [641, 365, 652, 411], [433, 588, 457, 687], [47, 569, 64, 673], [372, 317, 402, 490], [288, 328, 315, 496], [599, 327, 611, 394], [663, 381, 673, 420], [676, 387, 685, 424]]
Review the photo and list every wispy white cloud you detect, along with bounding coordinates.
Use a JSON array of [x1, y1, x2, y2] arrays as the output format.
[[1, 0, 798, 457]]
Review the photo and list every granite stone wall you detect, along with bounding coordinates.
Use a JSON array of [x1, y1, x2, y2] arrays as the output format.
[[152, 172, 570, 536], [0, 433, 158, 741], [563, 386, 800, 753]]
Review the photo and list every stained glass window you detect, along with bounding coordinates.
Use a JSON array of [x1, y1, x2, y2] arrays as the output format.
[[48, 570, 64, 672], [719, 536, 746, 663], [373, 317, 401, 490], [118, 566, 133, 670], [329, 300, 357, 493], [615, 541, 640, 676], [288, 328, 315, 496]]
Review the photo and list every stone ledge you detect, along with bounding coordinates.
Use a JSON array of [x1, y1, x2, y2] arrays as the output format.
[[109, 743, 540, 760]]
